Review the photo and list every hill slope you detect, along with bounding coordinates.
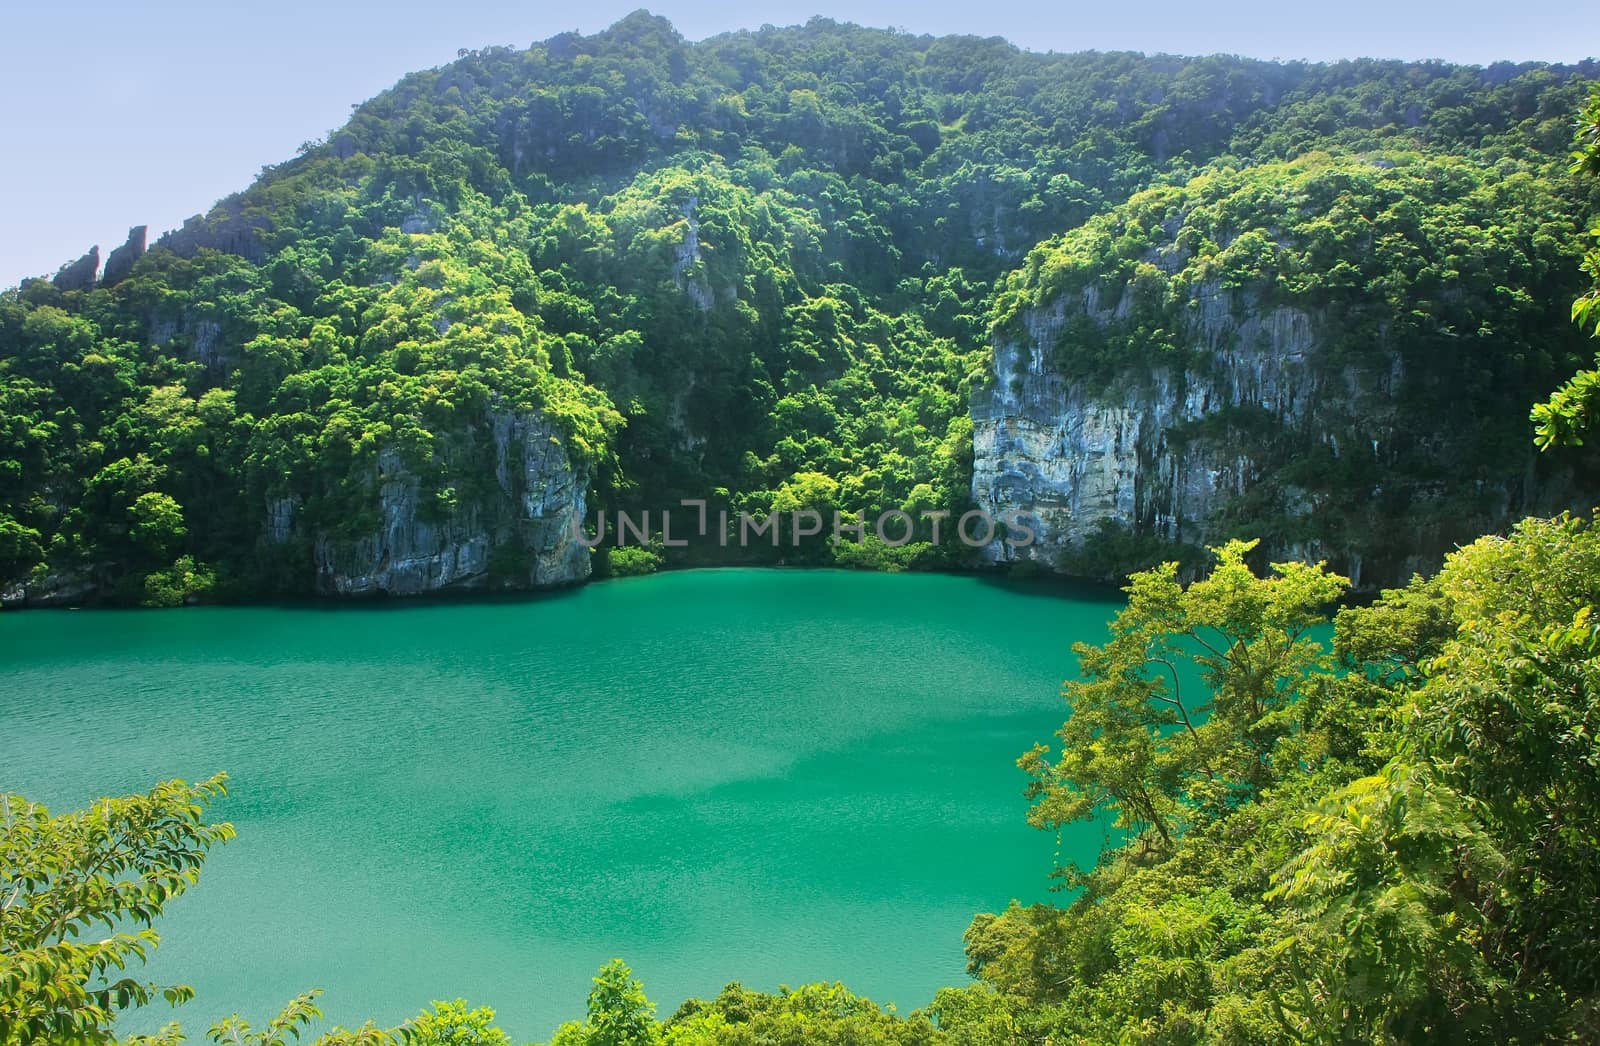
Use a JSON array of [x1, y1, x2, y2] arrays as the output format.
[[2, 12, 1596, 604]]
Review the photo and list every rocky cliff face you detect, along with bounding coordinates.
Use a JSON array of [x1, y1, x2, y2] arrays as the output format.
[[1, 569, 98, 609], [970, 280, 1562, 589], [272, 410, 591, 596], [51, 246, 99, 292], [101, 226, 148, 287], [158, 197, 270, 263]]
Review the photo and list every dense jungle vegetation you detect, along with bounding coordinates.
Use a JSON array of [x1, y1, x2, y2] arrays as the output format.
[[1, 12, 1598, 600], [4, 13, 1600, 1046]]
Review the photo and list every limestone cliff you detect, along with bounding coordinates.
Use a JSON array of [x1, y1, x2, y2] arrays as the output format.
[[1, 569, 97, 609], [271, 411, 591, 596], [971, 279, 1575, 589], [101, 226, 148, 287], [968, 157, 1599, 589], [51, 246, 99, 292], [158, 197, 271, 263]]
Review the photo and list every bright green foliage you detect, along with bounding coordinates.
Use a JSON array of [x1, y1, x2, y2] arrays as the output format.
[[662, 981, 941, 1045], [208, 992, 333, 1046], [199, 994, 509, 1046], [1269, 761, 1505, 1043], [536, 967, 973, 1046], [206, 996, 513, 1046], [1021, 539, 1346, 867], [128, 493, 186, 557], [1, 17, 1594, 599], [0, 517, 42, 583], [206, 990, 407, 1046], [142, 555, 218, 608], [831, 534, 935, 572], [1534, 83, 1600, 448], [408, 999, 515, 1046], [1536, 351, 1600, 446], [920, 984, 1016, 1045], [583, 960, 657, 1046], [1409, 514, 1600, 1023], [604, 546, 662, 577], [0, 775, 234, 1046], [546, 960, 659, 1046], [1263, 517, 1600, 1042], [971, 512, 1600, 1043], [0, 781, 432, 1046]]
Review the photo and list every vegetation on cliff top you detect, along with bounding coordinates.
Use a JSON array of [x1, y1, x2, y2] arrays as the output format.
[[1, 13, 1597, 602], [987, 149, 1598, 568]]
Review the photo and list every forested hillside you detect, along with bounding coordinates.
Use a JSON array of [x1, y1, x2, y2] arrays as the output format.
[[5, 17, 1600, 1044], [2, 11, 1597, 604], [974, 152, 1595, 584]]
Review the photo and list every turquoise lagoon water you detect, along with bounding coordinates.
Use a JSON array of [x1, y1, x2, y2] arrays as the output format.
[[0, 569, 1121, 1040]]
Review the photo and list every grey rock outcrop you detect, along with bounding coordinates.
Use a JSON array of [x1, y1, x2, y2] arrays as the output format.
[[158, 198, 269, 263], [672, 197, 716, 312], [3, 569, 98, 608], [52, 246, 99, 291], [305, 410, 591, 596], [971, 279, 1563, 589], [148, 313, 226, 372], [101, 226, 148, 287], [266, 495, 301, 544]]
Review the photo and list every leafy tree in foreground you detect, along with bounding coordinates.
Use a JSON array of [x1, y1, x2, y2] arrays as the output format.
[[407, 1000, 515, 1046], [0, 774, 234, 1046], [1534, 81, 1600, 448], [546, 960, 658, 1046], [658, 980, 945, 1045], [970, 513, 1600, 1044], [0, 775, 503, 1046], [205, 995, 511, 1046], [1020, 539, 1346, 873]]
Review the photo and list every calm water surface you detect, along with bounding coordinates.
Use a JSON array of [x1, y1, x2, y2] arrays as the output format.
[[0, 569, 1119, 1040]]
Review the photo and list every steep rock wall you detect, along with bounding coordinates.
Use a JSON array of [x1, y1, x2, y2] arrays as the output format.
[[272, 411, 591, 596], [971, 280, 1565, 589]]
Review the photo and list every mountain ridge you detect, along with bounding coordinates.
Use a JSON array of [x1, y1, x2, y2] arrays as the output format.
[[3, 12, 1596, 605]]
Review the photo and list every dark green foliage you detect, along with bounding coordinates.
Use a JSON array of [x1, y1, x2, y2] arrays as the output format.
[[0, 17, 1594, 600]]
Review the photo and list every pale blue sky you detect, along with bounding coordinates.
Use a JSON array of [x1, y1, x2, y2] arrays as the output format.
[[1, 0, 1595, 289]]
